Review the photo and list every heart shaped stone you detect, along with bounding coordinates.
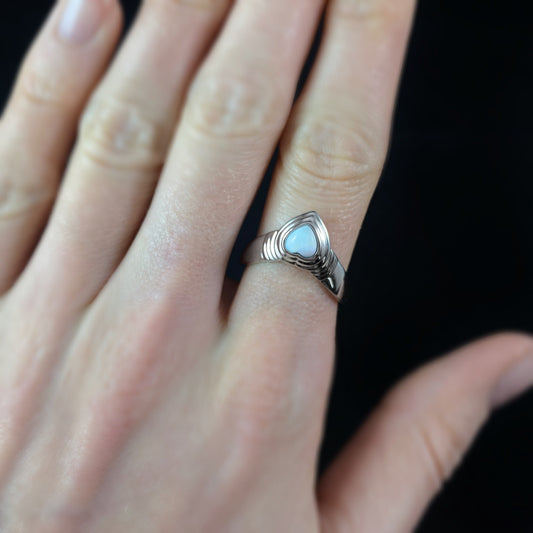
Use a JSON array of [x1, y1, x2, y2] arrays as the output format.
[[284, 225, 317, 258]]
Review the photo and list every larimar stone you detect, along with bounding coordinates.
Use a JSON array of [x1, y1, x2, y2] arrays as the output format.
[[284, 225, 317, 258]]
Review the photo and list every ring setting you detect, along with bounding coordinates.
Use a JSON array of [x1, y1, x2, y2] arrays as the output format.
[[242, 211, 345, 301]]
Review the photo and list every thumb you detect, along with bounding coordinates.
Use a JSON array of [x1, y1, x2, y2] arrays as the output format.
[[318, 333, 533, 533]]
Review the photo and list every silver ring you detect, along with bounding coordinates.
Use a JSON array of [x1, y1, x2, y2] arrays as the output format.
[[242, 211, 345, 301]]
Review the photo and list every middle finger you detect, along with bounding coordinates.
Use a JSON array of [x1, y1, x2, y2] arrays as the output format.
[[114, 0, 325, 308]]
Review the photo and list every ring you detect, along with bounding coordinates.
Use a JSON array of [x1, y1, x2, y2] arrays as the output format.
[[242, 211, 345, 301]]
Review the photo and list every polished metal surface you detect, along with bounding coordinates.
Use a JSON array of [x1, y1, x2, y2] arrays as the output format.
[[242, 211, 345, 301]]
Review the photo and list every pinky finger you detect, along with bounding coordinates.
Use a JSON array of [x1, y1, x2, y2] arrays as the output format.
[[0, 0, 121, 291], [318, 333, 533, 533]]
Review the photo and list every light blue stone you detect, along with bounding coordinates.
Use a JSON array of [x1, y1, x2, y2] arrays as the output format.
[[284, 225, 317, 258]]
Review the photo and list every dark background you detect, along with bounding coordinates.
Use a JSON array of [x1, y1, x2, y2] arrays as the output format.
[[1, 1, 532, 531]]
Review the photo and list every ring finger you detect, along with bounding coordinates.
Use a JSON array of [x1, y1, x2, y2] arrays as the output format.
[[234, 0, 416, 318], [227, 0, 417, 470]]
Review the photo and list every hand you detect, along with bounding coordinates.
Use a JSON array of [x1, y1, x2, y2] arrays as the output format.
[[0, 0, 532, 531]]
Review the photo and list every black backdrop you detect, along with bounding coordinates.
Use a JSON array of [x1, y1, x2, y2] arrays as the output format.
[[1, 1, 532, 531]]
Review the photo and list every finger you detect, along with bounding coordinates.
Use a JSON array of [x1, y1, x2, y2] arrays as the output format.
[[0, 0, 232, 485], [225, 1, 416, 476], [18, 0, 232, 308], [116, 0, 325, 307], [232, 0, 416, 319], [0, 0, 121, 292], [318, 333, 533, 533]]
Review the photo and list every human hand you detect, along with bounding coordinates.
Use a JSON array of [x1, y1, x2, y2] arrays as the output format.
[[0, 0, 532, 531]]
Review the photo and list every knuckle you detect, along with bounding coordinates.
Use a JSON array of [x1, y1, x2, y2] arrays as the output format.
[[284, 117, 379, 183], [148, 0, 224, 10], [277, 116, 383, 216], [0, 173, 55, 222], [280, 116, 382, 202], [78, 94, 170, 172], [17, 65, 69, 111], [334, 0, 405, 27], [185, 69, 285, 139]]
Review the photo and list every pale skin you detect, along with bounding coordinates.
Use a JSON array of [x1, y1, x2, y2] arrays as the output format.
[[0, 0, 531, 531]]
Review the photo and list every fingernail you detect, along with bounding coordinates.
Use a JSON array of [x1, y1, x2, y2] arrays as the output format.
[[58, 0, 108, 45], [491, 355, 533, 408]]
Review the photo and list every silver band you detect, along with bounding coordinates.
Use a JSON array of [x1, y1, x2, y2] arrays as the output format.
[[242, 211, 345, 301]]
